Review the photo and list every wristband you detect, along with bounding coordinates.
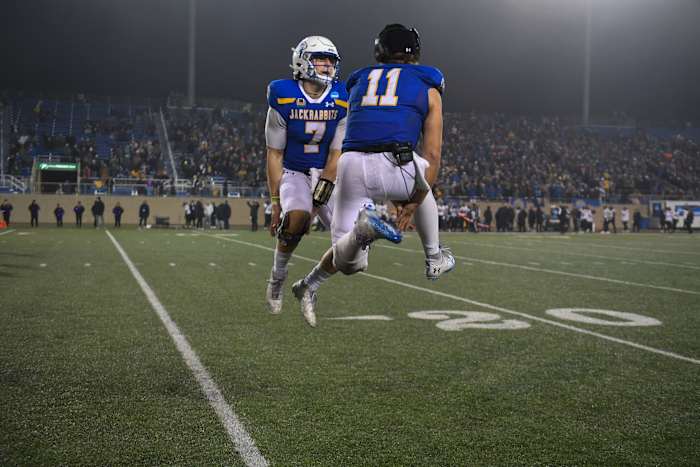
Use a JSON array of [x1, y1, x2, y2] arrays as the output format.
[[312, 178, 335, 207]]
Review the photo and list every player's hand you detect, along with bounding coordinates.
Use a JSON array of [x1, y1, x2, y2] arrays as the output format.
[[396, 202, 419, 231], [270, 204, 281, 236]]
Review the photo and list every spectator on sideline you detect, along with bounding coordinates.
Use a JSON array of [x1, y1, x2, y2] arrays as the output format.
[[246, 199, 259, 231], [222, 200, 232, 230], [621, 206, 630, 232], [113, 202, 124, 227], [1, 199, 13, 226], [28, 200, 40, 227], [54, 203, 64, 227], [684, 206, 694, 234], [92, 197, 105, 228], [139, 200, 150, 228], [74, 201, 84, 227]]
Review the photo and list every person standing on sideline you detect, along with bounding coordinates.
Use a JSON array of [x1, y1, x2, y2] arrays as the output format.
[[291, 24, 455, 327], [535, 205, 544, 232], [684, 206, 694, 234], [1, 199, 13, 226], [246, 199, 260, 231], [28, 200, 40, 227], [222, 200, 232, 230], [621, 206, 630, 232], [602, 206, 612, 234], [54, 203, 64, 227], [113, 202, 124, 227], [559, 205, 569, 234], [139, 200, 150, 228], [92, 197, 104, 228], [74, 201, 84, 227], [664, 207, 673, 233], [609, 206, 617, 234], [263, 199, 272, 229], [483, 206, 492, 232], [633, 209, 641, 232]]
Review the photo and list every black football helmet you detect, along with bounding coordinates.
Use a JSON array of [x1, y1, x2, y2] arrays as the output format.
[[374, 23, 421, 63]]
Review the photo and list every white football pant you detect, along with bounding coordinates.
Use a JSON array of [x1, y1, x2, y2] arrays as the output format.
[[331, 151, 440, 274]]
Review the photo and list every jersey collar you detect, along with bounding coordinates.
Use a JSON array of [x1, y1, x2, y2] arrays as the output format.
[[298, 81, 331, 104]]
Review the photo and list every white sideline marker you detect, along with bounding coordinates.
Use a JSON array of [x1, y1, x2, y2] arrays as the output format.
[[380, 244, 700, 296], [106, 231, 268, 467], [39, 263, 46, 268], [210, 235, 700, 366], [209, 262, 217, 267], [84, 263, 91, 267], [169, 262, 176, 267], [248, 262, 256, 267], [0, 229, 16, 236]]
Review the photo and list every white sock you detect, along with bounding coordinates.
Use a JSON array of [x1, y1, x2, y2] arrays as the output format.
[[304, 264, 332, 292], [272, 249, 292, 279], [414, 190, 441, 259]]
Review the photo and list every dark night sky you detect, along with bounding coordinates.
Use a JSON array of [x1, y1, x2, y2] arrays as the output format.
[[1, 0, 699, 119]]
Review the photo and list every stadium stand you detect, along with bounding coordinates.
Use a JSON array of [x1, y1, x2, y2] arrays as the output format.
[[3, 92, 699, 203]]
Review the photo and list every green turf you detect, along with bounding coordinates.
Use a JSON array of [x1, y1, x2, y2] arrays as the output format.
[[1, 226, 699, 465]]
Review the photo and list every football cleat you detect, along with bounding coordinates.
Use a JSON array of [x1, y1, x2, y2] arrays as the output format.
[[354, 207, 402, 247], [265, 272, 286, 314], [292, 279, 317, 327], [425, 246, 456, 280]]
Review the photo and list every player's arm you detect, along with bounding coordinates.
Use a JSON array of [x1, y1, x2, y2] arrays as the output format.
[[420, 87, 443, 187], [313, 117, 346, 208], [265, 107, 286, 235], [396, 88, 443, 230]]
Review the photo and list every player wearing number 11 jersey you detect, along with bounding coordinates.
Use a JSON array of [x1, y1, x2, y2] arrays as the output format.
[[264, 36, 348, 315], [292, 24, 455, 327]]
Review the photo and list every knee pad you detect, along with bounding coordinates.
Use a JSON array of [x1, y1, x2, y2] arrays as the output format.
[[332, 244, 369, 275], [276, 211, 310, 247]]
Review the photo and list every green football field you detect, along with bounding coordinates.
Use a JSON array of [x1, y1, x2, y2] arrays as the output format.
[[1, 225, 699, 465]]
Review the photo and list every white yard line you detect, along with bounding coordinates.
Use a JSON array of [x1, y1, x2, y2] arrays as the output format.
[[106, 231, 268, 467], [379, 244, 700, 296], [0, 229, 16, 236], [449, 239, 700, 271], [209, 235, 700, 366], [518, 236, 700, 257]]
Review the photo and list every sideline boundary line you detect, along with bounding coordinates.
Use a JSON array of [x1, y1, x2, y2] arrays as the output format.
[[106, 231, 268, 467], [210, 234, 700, 366], [378, 244, 700, 296], [0, 228, 16, 236], [448, 239, 700, 271]]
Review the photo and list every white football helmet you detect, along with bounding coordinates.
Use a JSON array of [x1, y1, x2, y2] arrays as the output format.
[[291, 36, 341, 86]]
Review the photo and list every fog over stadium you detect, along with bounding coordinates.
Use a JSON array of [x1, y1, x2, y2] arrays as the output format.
[[2, 0, 699, 120]]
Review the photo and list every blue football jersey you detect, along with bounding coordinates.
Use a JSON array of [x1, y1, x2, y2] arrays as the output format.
[[267, 79, 348, 173], [342, 64, 444, 152]]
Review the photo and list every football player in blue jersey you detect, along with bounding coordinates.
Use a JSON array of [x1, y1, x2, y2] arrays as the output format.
[[265, 35, 348, 314], [292, 24, 455, 327]]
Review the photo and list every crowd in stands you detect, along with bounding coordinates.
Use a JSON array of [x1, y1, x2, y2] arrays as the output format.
[[3, 93, 699, 202], [167, 106, 266, 191], [435, 112, 700, 202], [3, 94, 168, 193]]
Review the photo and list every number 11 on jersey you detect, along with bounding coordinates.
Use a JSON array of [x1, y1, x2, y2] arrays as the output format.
[[361, 68, 401, 106]]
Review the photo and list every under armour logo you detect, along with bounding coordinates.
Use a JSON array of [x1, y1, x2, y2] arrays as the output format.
[[325, 101, 335, 108]]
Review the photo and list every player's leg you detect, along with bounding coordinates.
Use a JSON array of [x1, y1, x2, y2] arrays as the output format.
[[387, 154, 454, 280], [293, 152, 393, 327], [266, 171, 312, 314]]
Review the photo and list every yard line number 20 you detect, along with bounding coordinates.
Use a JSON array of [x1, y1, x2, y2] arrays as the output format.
[[361, 68, 401, 106]]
